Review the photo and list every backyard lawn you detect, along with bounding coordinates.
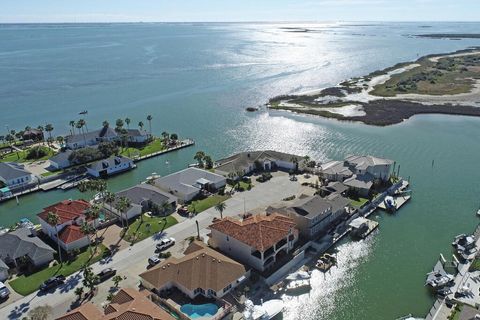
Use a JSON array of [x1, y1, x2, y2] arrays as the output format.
[[0, 146, 54, 163], [9, 244, 107, 296], [188, 194, 230, 214], [349, 197, 369, 208], [120, 138, 166, 158], [124, 215, 178, 243]]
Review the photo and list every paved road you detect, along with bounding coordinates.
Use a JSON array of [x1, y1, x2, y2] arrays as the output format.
[[0, 172, 307, 319]]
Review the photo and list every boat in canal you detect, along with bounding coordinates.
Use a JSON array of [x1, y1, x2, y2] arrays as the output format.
[[315, 253, 337, 272], [243, 299, 284, 320]]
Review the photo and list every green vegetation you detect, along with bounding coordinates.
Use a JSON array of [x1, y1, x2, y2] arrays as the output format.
[[349, 197, 369, 208], [120, 138, 166, 158], [41, 171, 58, 177], [469, 258, 480, 272], [447, 304, 463, 320], [188, 194, 230, 214], [0, 146, 54, 163], [228, 180, 252, 191], [370, 54, 480, 97], [124, 215, 178, 243], [9, 245, 107, 296]]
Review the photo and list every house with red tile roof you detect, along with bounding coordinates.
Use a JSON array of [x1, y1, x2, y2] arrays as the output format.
[[209, 213, 298, 272], [37, 199, 98, 252], [56, 288, 176, 320]]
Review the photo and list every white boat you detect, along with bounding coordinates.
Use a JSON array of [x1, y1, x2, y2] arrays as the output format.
[[285, 270, 311, 281], [243, 299, 284, 320], [384, 196, 397, 210], [284, 279, 311, 295], [477, 209, 480, 217]]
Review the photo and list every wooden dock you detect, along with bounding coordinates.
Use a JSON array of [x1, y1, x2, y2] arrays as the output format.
[[378, 195, 411, 211], [132, 139, 195, 163]]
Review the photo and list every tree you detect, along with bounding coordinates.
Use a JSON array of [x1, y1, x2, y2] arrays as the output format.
[[115, 196, 131, 229], [146, 115, 153, 134], [194, 151, 205, 168], [214, 202, 226, 219], [56, 136, 64, 147], [204, 155, 213, 169], [98, 141, 119, 158], [85, 204, 101, 252], [69, 121, 76, 136], [115, 119, 124, 132], [112, 275, 123, 288], [45, 124, 54, 145], [161, 201, 172, 217], [80, 222, 94, 254], [82, 266, 99, 294], [79, 118, 88, 132], [125, 118, 131, 129], [138, 121, 144, 130], [161, 131, 169, 145], [47, 212, 62, 263], [28, 305, 52, 320], [74, 286, 84, 301], [102, 120, 109, 128]]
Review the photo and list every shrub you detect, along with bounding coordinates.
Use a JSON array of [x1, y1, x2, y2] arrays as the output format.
[[25, 146, 48, 160]]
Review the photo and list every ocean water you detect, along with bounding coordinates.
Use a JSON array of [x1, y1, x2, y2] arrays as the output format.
[[1, 22, 480, 319]]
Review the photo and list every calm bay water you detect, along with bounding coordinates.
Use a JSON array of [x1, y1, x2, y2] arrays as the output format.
[[1, 22, 480, 319]]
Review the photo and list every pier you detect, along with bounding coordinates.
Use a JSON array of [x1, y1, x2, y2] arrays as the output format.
[[132, 139, 195, 163]]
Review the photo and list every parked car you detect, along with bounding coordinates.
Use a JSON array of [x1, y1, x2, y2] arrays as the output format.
[[148, 256, 161, 266], [156, 237, 175, 251], [0, 282, 10, 300], [95, 268, 117, 283], [39, 275, 66, 292]]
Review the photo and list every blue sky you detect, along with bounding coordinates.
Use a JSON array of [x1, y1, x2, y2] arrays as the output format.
[[0, 0, 479, 23]]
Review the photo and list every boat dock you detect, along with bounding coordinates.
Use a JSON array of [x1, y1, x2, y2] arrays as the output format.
[[132, 139, 195, 163], [349, 217, 379, 239], [378, 194, 411, 211]]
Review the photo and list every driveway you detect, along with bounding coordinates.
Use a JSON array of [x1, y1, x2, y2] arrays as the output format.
[[0, 173, 312, 319]]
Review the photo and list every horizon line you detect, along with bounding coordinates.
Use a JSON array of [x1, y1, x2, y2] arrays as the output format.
[[1, 20, 480, 24]]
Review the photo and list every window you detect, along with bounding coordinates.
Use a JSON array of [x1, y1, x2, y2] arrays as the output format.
[[223, 284, 232, 293], [208, 289, 216, 297]]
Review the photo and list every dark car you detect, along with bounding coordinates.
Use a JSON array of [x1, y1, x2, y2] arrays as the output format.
[[95, 268, 117, 283], [39, 275, 66, 292]]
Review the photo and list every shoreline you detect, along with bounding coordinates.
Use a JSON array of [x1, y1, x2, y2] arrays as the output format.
[[268, 47, 480, 126]]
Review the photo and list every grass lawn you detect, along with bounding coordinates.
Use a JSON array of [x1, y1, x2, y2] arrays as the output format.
[[188, 194, 230, 214], [470, 258, 480, 272], [228, 181, 253, 191], [120, 138, 166, 158], [349, 197, 369, 208], [9, 244, 107, 296], [0, 146, 55, 163], [124, 215, 178, 243], [41, 171, 59, 177]]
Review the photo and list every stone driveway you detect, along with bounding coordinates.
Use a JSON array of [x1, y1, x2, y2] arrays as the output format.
[[98, 224, 130, 253]]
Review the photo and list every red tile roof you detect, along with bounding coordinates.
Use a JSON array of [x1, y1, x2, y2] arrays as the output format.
[[209, 213, 297, 252], [38, 200, 91, 225], [58, 225, 87, 244]]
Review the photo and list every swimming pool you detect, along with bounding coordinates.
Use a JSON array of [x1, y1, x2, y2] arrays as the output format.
[[180, 303, 218, 318]]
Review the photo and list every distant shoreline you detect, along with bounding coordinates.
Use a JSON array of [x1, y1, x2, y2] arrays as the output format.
[[267, 47, 480, 126]]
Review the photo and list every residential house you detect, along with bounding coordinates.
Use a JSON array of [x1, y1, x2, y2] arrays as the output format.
[[65, 126, 151, 150], [214, 150, 305, 178], [275, 194, 351, 239], [320, 181, 349, 197], [49, 150, 73, 170], [0, 228, 55, 281], [319, 160, 354, 182], [343, 173, 375, 197], [56, 288, 176, 320], [209, 213, 298, 272], [37, 200, 98, 252], [106, 184, 177, 221], [344, 155, 394, 181], [153, 168, 226, 203], [86, 155, 135, 178], [140, 241, 247, 299], [0, 162, 37, 189]]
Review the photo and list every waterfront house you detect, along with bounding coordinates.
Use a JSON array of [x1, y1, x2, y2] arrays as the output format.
[[56, 287, 176, 320], [153, 168, 226, 203], [0, 162, 37, 189], [86, 155, 135, 178], [319, 161, 354, 182], [22, 129, 44, 142], [209, 213, 298, 272], [344, 155, 393, 181], [275, 194, 351, 239], [48, 150, 73, 170], [0, 228, 55, 280], [140, 240, 247, 299], [343, 173, 375, 197], [214, 150, 305, 178], [65, 127, 152, 150], [106, 184, 177, 220], [37, 200, 98, 252]]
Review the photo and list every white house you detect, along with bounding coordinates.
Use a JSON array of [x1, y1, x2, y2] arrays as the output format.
[[214, 150, 305, 178], [153, 168, 226, 203], [319, 160, 354, 182], [126, 129, 151, 143], [0, 162, 36, 189], [209, 213, 298, 272], [37, 200, 99, 252], [344, 155, 394, 181], [106, 184, 177, 221], [49, 150, 73, 170], [65, 127, 152, 150], [140, 241, 248, 299], [86, 155, 135, 178]]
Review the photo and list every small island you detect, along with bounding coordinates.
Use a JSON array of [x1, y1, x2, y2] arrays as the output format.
[[268, 48, 480, 126]]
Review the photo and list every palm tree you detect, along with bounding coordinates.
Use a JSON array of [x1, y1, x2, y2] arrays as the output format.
[[36, 126, 44, 145], [138, 121, 144, 130], [214, 202, 226, 219], [85, 204, 101, 252], [146, 115, 152, 134], [102, 120, 109, 128], [69, 121, 76, 136], [45, 124, 54, 145], [161, 131, 169, 145], [194, 151, 205, 168], [47, 212, 63, 263], [80, 222, 94, 254], [115, 119, 124, 132], [56, 136, 64, 147], [79, 118, 88, 133], [115, 196, 131, 229], [161, 201, 173, 217], [125, 118, 131, 129]]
